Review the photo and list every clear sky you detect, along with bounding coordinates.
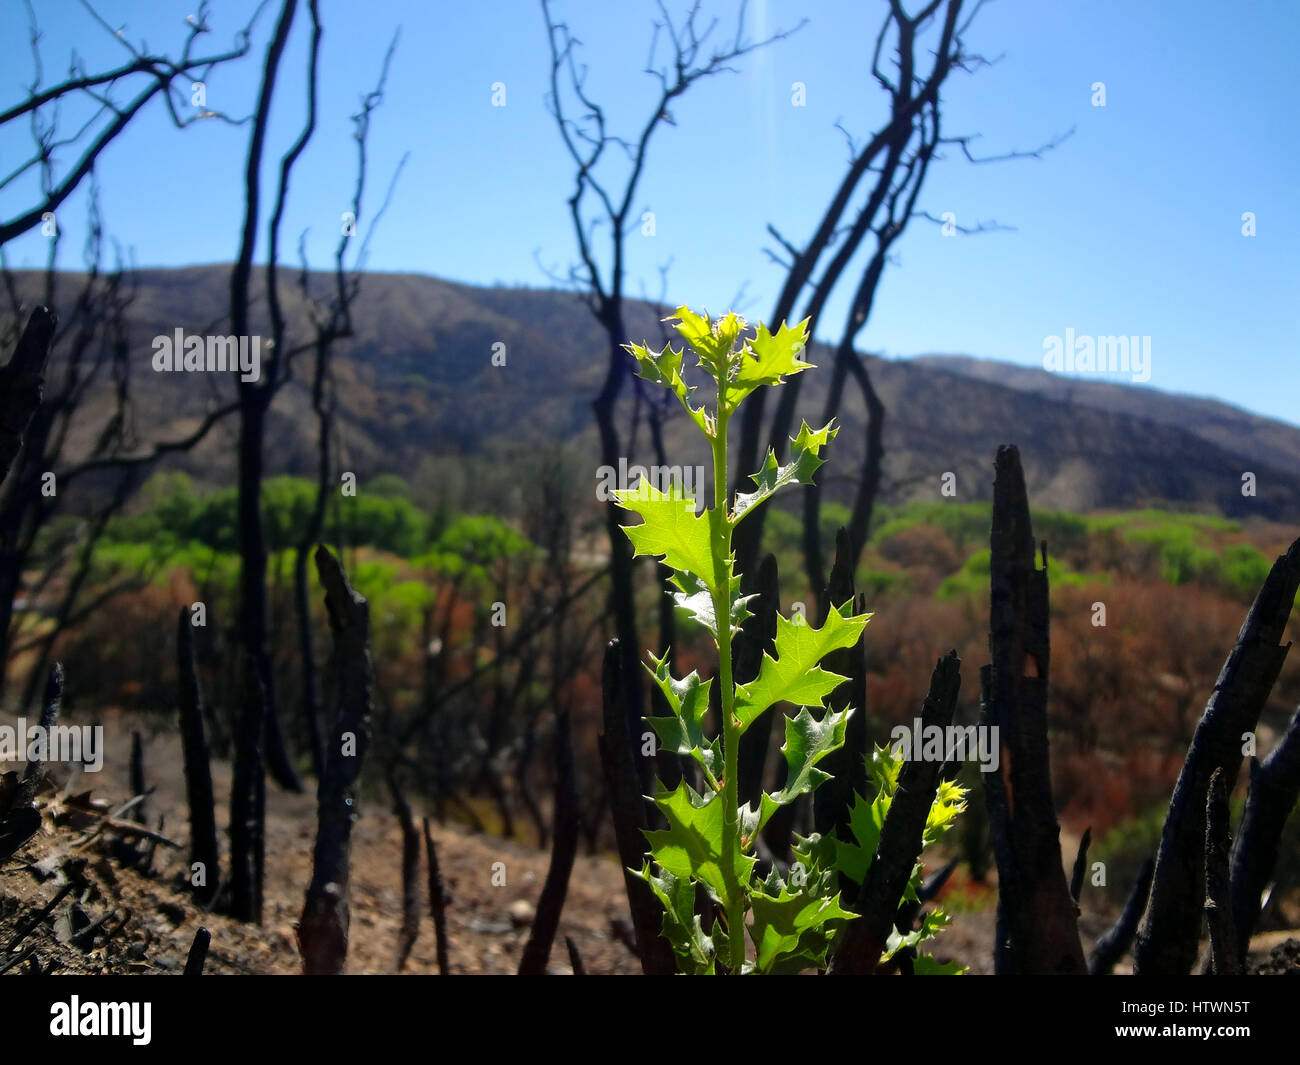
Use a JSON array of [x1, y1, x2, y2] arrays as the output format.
[[2, 0, 1297, 425]]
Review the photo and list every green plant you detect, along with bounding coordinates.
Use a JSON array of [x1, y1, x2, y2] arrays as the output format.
[[613, 306, 962, 974]]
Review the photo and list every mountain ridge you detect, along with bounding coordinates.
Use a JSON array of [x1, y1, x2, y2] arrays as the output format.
[[5, 265, 1298, 522]]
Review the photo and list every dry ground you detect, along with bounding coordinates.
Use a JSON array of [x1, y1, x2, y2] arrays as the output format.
[[3, 711, 1297, 976]]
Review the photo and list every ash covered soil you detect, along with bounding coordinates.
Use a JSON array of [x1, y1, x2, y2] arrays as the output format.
[[3, 713, 1297, 976], [1, 716, 641, 975]]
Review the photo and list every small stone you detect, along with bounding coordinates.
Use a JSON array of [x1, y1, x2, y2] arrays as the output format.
[[508, 898, 535, 928]]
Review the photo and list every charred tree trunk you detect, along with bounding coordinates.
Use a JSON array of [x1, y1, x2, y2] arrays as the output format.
[[980, 445, 1085, 974], [297, 545, 373, 974], [422, 817, 451, 975], [229, 0, 303, 796], [230, 658, 267, 922], [229, 655, 267, 923], [1134, 536, 1300, 975], [518, 705, 580, 975], [390, 777, 422, 972], [236, 395, 301, 794], [594, 328, 648, 791], [178, 608, 219, 903]]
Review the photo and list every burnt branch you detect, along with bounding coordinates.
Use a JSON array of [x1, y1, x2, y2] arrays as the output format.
[[1229, 706, 1300, 968], [1088, 858, 1154, 975], [184, 927, 211, 975], [1204, 768, 1239, 975], [0, 2, 263, 245], [1070, 827, 1092, 904], [1135, 536, 1300, 974], [0, 306, 56, 485], [14, 662, 63, 809]]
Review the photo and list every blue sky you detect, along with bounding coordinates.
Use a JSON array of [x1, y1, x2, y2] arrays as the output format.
[[2, 0, 1297, 425]]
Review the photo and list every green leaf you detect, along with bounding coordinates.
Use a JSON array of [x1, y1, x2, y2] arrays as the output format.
[[912, 952, 967, 975], [832, 787, 889, 884], [637, 863, 715, 975], [624, 339, 709, 434], [729, 318, 812, 406], [670, 570, 753, 640], [924, 777, 968, 848], [882, 909, 953, 961], [748, 887, 856, 972], [666, 305, 746, 379], [768, 705, 851, 806], [644, 651, 720, 783], [645, 782, 755, 904], [738, 792, 781, 848], [733, 604, 871, 733], [734, 420, 838, 522], [613, 479, 714, 588]]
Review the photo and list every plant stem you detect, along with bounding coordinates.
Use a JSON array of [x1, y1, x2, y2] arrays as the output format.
[[711, 402, 746, 974]]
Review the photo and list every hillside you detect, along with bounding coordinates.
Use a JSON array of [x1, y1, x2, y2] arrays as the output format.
[[7, 265, 1300, 521]]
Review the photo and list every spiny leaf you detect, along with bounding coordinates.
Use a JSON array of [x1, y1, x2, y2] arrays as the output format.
[[670, 570, 753, 640], [832, 786, 888, 884], [624, 339, 709, 433], [734, 420, 838, 522], [637, 863, 715, 975], [733, 603, 871, 733], [738, 792, 781, 848], [613, 479, 713, 587], [924, 778, 968, 847], [644, 651, 720, 783], [666, 306, 745, 379], [645, 782, 755, 904], [882, 909, 953, 961], [747, 886, 855, 971], [729, 317, 812, 405], [912, 952, 967, 975], [768, 705, 852, 806]]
